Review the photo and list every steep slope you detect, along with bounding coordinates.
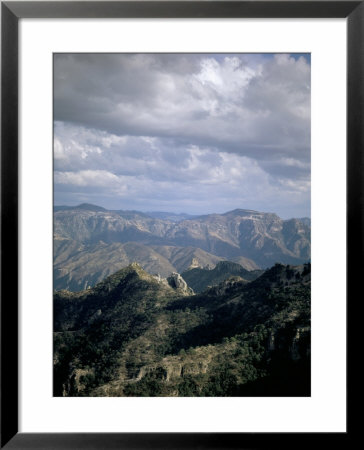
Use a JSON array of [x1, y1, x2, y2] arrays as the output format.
[[181, 261, 264, 293], [53, 238, 226, 291], [150, 245, 227, 273], [231, 256, 261, 271], [54, 262, 310, 397], [53, 239, 176, 291], [54, 262, 191, 332]]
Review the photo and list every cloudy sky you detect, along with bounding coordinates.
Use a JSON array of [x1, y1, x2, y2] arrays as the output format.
[[54, 53, 310, 219]]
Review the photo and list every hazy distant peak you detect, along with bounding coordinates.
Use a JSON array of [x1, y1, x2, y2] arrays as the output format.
[[222, 208, 279, 218], [76, 203, 107, 211], [224, 208, 259, 215], [54, 203, 107, 212]]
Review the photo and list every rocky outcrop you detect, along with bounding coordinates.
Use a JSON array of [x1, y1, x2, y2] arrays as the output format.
[[188, 257, 203, 270], [167, 272, 194, 295]]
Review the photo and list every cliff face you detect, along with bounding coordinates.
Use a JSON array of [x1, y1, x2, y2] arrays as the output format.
[[167, 272, 194, 295], [54, 262, 310, 397]]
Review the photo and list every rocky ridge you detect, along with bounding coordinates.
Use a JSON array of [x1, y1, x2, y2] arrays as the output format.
[[54, 262, 310, 397]]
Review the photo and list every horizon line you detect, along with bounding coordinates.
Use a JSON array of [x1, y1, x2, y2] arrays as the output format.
[[53, 202, 311, 220]]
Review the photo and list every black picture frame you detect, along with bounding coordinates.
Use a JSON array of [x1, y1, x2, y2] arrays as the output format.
[[1, 1, 360, 448]]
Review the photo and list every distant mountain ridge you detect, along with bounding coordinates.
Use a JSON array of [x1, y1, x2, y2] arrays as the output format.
[[54, 203, 107, 212], [145, 211, 199, 222], [54, 204, 196, 222], [54, 204, 310, 272]]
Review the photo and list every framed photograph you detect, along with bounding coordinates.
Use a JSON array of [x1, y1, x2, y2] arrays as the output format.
[[1, 1, 360, 448]]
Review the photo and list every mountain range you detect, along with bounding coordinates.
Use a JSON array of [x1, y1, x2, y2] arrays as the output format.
[[54, 262, 311, 397], [54, 204, 310, 291]]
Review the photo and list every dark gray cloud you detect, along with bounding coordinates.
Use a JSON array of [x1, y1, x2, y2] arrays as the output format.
[[54, 53, 310, 218]]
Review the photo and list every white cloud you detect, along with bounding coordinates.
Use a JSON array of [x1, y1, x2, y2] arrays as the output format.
[[54, 170, 126, 192], [54, 54, 310, 157], [53, 53, 311, 218]]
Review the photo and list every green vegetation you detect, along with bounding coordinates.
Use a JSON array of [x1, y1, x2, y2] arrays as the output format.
[[54, 262, 311, 397]]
